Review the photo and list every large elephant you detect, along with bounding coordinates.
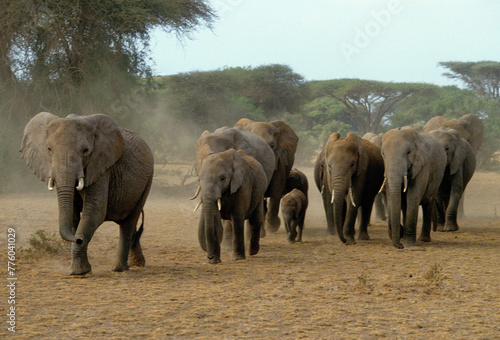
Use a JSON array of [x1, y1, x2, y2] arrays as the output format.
[[362, 132, 387, 221], [194, 149, 268, 264], [381, 128, 446, 248], [234, 118, 298, 233], [20, 112, 154, 275], [322, 132, 384, 244], [423, 114, 484, 155], [194, 127, 275, 244], [423, 114, 483, 218], [428, 127, 476, 231]]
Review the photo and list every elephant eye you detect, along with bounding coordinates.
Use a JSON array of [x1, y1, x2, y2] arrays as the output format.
[[47, 147, 52, 152], [220, 175, 226, 182], [351, 161, 355, 168]]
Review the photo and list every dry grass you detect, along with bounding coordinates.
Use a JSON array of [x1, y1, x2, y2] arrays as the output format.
[[1, 168, 499, 339]]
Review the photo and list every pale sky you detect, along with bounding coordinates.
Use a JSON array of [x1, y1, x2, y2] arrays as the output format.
[[150, 0, 500, 86]]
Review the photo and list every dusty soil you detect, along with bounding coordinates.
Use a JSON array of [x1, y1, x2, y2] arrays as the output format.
[[1, 167, 499, 339]]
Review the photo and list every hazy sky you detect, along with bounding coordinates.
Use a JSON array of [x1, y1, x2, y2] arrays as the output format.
[[150, 0, 500, 86]]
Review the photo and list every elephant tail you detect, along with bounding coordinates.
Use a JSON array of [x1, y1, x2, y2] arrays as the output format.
[[131, 211, 145, 250]]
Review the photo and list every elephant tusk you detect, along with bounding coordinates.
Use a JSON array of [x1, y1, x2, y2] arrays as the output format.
[[190, 186, 201, 200], [320, 185, 324, 195], [48, 178, 55, 191], [403, 175, 408, 193], [76, 178, 84, 191], [193, 200, 202, 212], [217, 199, 222, 211], [378, 177, 386, 194], [331, 190, 335, 204], [349, 187, 356, 207]]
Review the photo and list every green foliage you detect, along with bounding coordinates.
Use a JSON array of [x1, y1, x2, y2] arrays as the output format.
[[440, 61, 500, 99]]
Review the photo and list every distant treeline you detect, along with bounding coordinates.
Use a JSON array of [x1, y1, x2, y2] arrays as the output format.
[[1, 63, 500, 193]]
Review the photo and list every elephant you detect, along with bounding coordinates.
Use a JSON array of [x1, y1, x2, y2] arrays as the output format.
[[381, 127, 446, 248], [194, 126, 275, 245], [423, 114, 484, 154], [234, 118, 298, 233], [281, 189, 308, 244], [423, 114, 483, 218], [362, 132, 387, 222], [322, 132, 384, 244], [284, 168, 309, 198], [428, 127, 476, 231], [193, 148, 268, 264], [314, 145, 335, 235], [20, 112, 154, 275]]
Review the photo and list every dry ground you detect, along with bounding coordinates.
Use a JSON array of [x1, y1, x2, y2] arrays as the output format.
[[1, 167, 499, 339]]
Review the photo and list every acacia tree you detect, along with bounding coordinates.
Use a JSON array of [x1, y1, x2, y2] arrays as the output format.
[[0, 0, 215, 114], [309, 79, 436, 134], [440, 61, 500, 100]]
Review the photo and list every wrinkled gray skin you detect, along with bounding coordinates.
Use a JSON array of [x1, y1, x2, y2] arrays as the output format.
[[381, 128, 446, 249], [324, 132, 384, 245], [20, 112, 154, 275], [195, 127, 275, 246], [281, 189, 308, 244], [284, 168, 309, 199], [362, 132, 387, 222], [423, 114, 483, 218], [235, 118, 298, 233], [196, 149, 267, 264], [314, 146, 335, 235], [429, 127, 476, 231]]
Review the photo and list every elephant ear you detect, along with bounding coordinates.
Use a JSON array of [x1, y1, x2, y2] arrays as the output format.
[[450, 132, 468, 175], [410, 130, 428, 179], [20, 112, 59, 183], [346, 133, 368, 178], [84, 114, 126, 186], [271, 120, 298, 169], [231, 149, 248, 194]]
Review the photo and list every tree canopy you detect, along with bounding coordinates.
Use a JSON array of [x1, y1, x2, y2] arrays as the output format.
[[0, 0, 216, 114], [440, 61, 500, 100], [308, 79, 436, 133]]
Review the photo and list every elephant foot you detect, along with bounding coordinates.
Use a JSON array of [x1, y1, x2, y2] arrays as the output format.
[[418, 234, 432, 242], [392, 241, 404, 249], [401, 235, 418, 248], [435, 224, 445, 232], [69, 260, 92, 275], [287, 235, 296, 244], [260, 228, 266, 238], [231, 253, 246, 261], [112, 263, 130, 272], [207, 255, 221, 264], [443, 223, 459, 232], [249, 245, 260, 256], [265, 215, 281, 233], [358, 232, 370, 241], [345, 237, 356, 245], [221, 237, 233, 251]]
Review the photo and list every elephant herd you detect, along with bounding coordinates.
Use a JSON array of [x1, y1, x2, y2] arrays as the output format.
[[20, 112, 483, 275]]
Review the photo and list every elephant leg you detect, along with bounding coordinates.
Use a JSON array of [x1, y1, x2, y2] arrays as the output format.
[[374, 193, 387, 221], [443, 178, 463, 231], [343, 204, 358, 245], [401, 202, 418, 248], [114, 221, 136, 272], [69, 242, 92, 275], [296, 213, 305, 243], [221, 220, 233, 251], [265, 170, 286, 233], [286, 219, 297, 244], [418, 202, 433, 242], [248, 202, 264, 256], [231, 215, 246, 261], [358, 204, 373, 241], [322, 189, 336, 235]]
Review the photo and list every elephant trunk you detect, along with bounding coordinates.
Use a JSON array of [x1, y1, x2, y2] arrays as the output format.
[[201, 200, 221, 263], [56, 184, 83, 244], [387, 178, 403, 248], [331, 178, 349, 243]]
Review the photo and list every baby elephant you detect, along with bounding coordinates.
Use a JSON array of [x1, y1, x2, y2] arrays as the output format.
[[281, 189, 308, 243]]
